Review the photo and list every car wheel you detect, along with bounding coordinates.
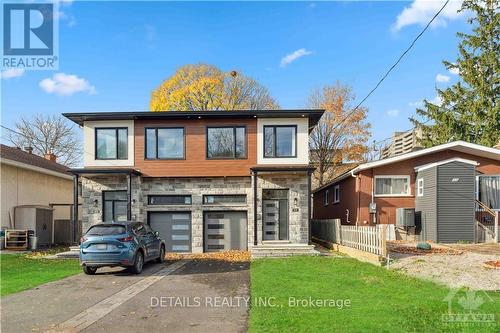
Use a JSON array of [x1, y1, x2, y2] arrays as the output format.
[[131, 251, 144, 274], [83, 266, 97, 275], [156, 245, 165, 264]]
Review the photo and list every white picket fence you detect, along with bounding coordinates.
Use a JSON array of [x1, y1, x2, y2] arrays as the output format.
[[312, 219, 389, 256]]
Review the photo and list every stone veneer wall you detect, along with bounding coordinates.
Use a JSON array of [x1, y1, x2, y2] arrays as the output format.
[[141, 177, 253, 253], [81, 173, 309, 252], [256, 173, 309, 244]]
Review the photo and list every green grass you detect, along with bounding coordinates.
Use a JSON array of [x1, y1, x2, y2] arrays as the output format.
[[1, 254, 81, 296], [250, 256, 499, 333]]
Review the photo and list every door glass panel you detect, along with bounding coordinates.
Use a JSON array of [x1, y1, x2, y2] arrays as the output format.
[[103, 201, 113, 222], [114, 201, 128, 221]]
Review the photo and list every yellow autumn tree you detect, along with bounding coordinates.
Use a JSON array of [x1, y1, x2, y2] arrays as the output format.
[[150, 64, 279, 111], [308, 82, 371, 187]]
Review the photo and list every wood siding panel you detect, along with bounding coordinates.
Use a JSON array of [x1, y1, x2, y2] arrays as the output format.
[[415, 167, 437, 241], [134, 118, 257, 177]]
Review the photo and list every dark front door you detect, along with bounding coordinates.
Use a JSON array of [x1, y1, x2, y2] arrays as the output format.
[[262, 189, 289, 241], [103, 191, 127, 222]]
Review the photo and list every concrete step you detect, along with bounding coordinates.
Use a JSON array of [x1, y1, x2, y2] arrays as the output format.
[[251, 244, 319, 258]]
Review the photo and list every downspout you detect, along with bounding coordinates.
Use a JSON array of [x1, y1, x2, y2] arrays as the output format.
[[72, 174, 79, 244], [308, 169, 312, 245], [351, 169, 360, 226], [253, 171, 258, 246], [127, 174, 132, 221], [371, 168, 376, 225]]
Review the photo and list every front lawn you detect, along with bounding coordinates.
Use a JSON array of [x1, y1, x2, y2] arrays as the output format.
[[250, 256, 499, 333], [0, 254, 81, 296]]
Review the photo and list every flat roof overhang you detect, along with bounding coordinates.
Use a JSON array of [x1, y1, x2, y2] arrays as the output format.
[[68, 168, 142, 176], [62, 109, 325, 133], [250, 165, 316, 173]]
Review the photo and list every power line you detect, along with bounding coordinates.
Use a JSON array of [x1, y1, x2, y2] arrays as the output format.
[[332, 0, 450, 131]]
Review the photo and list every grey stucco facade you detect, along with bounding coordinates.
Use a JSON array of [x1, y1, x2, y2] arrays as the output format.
[[81, 173, 310, 253]]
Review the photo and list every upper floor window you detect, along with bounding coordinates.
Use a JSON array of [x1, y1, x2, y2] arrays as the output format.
[[206, 126, 246, 159], [264, 125, 297, 158], [375, 176, 410, 196], [324, 189, 329, 206], [333, 185, 340, 203], [145, 128, 184, 159], [96, 128, 128, 160]]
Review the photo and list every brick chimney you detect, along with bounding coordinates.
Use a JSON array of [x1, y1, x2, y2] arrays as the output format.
[[44, 153, 57, 162]]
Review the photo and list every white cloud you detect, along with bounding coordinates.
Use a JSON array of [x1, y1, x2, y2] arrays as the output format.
[[39, 73, 96, 96], [386, 109, 400, 117], [436, 73, 450, 83], [1, 68, 25, 80], [448, 66, 460, 75], [409, 100, 424, 108], [392, 0, 464, 31], [430, 95, 443, 106], [280, 48, 312, 67]]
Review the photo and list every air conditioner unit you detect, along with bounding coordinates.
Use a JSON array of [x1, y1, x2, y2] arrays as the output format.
[[396, 208, 415, 227]]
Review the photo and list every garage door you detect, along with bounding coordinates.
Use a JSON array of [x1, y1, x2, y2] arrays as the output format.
[[204, 211, 247, 252], [148, 212, 191, 253]]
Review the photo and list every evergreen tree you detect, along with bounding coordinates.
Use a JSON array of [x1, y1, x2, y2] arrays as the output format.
[[411, 0, 499, 147]]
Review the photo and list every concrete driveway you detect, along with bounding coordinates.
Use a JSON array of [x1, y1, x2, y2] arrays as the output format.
[[0, 260, 249, 333]]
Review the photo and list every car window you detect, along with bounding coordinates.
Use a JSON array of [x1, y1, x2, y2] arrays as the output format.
[[144, 224, 154, 234], [86, 225, 126, 236]]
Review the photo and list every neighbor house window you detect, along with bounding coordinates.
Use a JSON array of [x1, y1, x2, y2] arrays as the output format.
[[148, 195, 192, 205], [324, 190, 329, 206], [203, 195, 247, 205], [264, 125, 297, 158], [374, 176, 411, 196], [96, 128, 128, 159], [333, 185, 340, 203], [103, 191, 127, 222], [206, 127, 246, 159], [145, 127, 185, 159], [417, 178, 424, 197]]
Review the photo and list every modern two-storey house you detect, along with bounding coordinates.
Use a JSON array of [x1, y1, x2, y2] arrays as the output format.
[[64, 109, 324, 256]]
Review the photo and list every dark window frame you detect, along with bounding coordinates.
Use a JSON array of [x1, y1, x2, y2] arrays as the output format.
[[333, 185, 340, 204], [147, 195, 192, 205], [95, 127, 128, 160], [102, 190, 128, 222], [205, 126, 247, 160], [144, 127, 186, 160], [263, 125, 298, 158], [202, 194, 247, 205]]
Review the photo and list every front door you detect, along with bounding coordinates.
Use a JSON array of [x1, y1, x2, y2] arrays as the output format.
[[262, 189, 289, 241]]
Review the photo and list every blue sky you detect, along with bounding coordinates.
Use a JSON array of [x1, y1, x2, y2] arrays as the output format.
[[1, 1, 470, 144]]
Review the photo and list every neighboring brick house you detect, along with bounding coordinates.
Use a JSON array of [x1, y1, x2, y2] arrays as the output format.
[[63, 109, 324, 255], [312, 141, 500, 243]]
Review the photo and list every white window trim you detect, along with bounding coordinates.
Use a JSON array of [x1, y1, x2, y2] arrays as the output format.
[[374, 175, 412, 197], [324, 189, 329, 206], [417, 178, 424, 197], [333, 185, 340, 203]]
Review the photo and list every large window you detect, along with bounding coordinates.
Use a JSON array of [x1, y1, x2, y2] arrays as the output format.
[[96, 128, 128, 160], [145, 127, 185, 159], [206, 126, 246, 159], [103, 191, 128, 222], [264, 125, 297, 158], [374, 176, 411, 196]]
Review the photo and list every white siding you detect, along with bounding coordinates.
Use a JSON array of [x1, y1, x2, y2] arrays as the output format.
[[256, 118, 309, 165], [83, 120, 135, 167]]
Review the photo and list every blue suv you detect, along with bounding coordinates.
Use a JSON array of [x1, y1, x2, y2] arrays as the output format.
[[80, 222, 166, 275]]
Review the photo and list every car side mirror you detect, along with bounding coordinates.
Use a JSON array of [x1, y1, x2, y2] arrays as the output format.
[[154, 231, 159, 237]]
